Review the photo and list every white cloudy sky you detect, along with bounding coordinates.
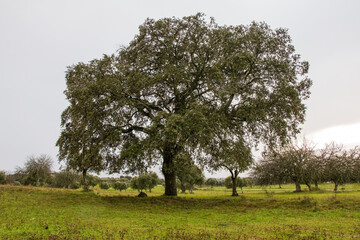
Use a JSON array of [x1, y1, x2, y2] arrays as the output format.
[[1, 0, 359, 177]]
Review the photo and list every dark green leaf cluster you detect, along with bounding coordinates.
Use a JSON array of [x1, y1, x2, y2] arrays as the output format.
[[176, 162, 205, 193], [99, 181, 111, 190], [0, 171, 6, 184], [130, 172, 159, 192], [52, 170, 81, 189], [224, 176, 248, 189], [113, 181, 128, 191]]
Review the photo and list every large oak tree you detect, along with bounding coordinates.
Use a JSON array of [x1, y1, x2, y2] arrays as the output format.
[[58, 13, 311, 196]]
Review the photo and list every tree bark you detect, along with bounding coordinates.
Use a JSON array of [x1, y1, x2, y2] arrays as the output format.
[[227, 168, 239, 196], [305, 182, 312, 191], [334, 183, 338, 192], [162, 145, 177, 196], [163, 171, 177, 195], [82, 169, 88, 191], [180, 181, 186, 193], [295, 182, 301, 192], [314, 181, 319, 190], [232, 177, 239, 196]]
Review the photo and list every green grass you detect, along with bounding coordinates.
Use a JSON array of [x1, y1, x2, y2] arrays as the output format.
[[1, 184, 360, 239]]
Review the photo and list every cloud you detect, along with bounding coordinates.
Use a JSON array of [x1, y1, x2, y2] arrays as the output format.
[[305, 123, 360, 148]]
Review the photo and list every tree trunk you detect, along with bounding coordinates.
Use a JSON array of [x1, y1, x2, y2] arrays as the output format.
[[305, 182, 312, 191], [334, 183, 338, 192], [314, 181, 319, 190], [163, 171, 177, 195], [180, 181, 186, 193], [278, 184, 282, 189], [162, 145, 177, 196], [82, 169, 88, 191], [295, 182, 301, 192], [232, 176, 238, 196]]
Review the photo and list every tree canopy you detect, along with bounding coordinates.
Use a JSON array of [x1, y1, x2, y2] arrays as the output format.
[[57, 13, 311, 196], [17, 155, 53, 186]]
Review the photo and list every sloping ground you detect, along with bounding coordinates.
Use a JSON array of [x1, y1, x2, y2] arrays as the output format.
[[1, 185, 360, 239]]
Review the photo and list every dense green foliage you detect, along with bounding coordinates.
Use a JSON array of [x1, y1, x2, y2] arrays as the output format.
[[2, 185, 360, 239], [176, 162, 205, 193], [80, 174, 100, 188], [0, 171, 6, 184], [113, 181, 128, 192], [224, 176, 248, 193], [57, 13, 311, 195], [52, 170, 81, 189], [205, 178, 218, 188], [130, 172, 159, 193], [99, 181, 111, 190]]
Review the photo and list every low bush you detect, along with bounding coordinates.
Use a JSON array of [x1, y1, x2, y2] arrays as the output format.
[[99, 182, 110, 190], [13, 181, 21, 186], [113, 181, 128, 191], [53, 171, 80, 189]]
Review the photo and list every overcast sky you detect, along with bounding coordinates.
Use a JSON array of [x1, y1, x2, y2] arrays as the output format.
[[1, 0, 360, 177]]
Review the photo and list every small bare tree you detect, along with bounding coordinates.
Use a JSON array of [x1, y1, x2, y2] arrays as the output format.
[[321, 143, 354, 191], [254, 141, 315, 192], [19, 154, 53, 186]]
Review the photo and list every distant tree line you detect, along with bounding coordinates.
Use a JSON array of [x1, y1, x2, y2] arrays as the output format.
[[4, 140, 359, 195], [3, 155, 102, 189], [1, 155, 165, 195], [251, 142, 360, 192]]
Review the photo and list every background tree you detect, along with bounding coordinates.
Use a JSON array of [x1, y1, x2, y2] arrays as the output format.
[[148, 172, 159, 192], [176, 159, 205, 193], [130, 174, 152, 195], [205, 138, 253, 196], [205, 178, 218, 188], [130, 177, 140, 192], [81, 174, 100, 188], [321, 143, 353, 191], [113, 181, 128, 192], [17, 155, 53, 186], [0, 171, 6, 184], [350, 147, 360, 183], [59, 13, 311, 196], [237, 178, 248, 193], [53, 170, 81, 189], [309, 153, 325, 190], [12, 167, 27, 185], [99, 181, 110, 190], [251, 158, 287, 188], [254, 141, 314, 192], [301, 152, 321, 191], [282, 142, 315, 192], [57, 60, 110, 190], [225, 176, 247, 193]]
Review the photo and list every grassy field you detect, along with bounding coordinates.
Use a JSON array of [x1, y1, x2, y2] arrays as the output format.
[[1, 184, 360, 239]]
